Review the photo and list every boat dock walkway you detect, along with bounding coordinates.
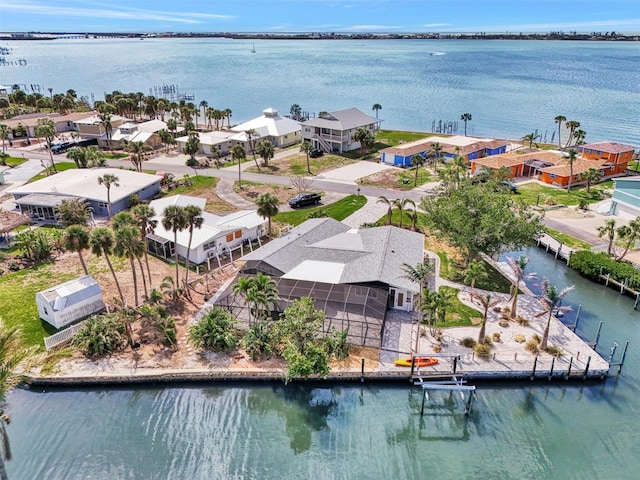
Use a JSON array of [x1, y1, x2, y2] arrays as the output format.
[[537, 233, 576, 262]]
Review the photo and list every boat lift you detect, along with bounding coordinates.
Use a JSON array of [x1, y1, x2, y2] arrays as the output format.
[[415, 376, 477, 416]]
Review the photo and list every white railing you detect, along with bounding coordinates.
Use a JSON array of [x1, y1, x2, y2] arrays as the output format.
[[44, 321, 87, 351]]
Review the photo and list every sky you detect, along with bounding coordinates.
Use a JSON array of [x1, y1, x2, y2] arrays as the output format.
[[0, 0, 639, 34]]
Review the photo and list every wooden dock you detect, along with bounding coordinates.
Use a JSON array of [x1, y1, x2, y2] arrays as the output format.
[[537, 233, 575, 263]]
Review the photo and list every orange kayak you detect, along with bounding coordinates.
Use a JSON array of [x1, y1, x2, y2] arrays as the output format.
[[393, 357, 439, 367]]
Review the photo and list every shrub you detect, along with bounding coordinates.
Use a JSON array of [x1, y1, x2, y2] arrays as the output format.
[[492, 332, 501, 343], [72, 314, 126, 357], [460, 337, 477, 348], [516, 316, 529, 326], [241, 321, 274, 360], [570, 250, 640, 289], [482, 335, 493, 345], [432, 344, 442, 353], [525, 339, 540, 354], [324, 327, 350, 360], [498, 318, 510, 327], [514, 333, 526, 343], [474, 343, 492, 359], [545, 345, 564, 357], [531, 333, 541, 344], [185, 157, 198, 167], [188, 307, 237, 351], [308, 210, 329, 219], [578, 198, 589, 210]]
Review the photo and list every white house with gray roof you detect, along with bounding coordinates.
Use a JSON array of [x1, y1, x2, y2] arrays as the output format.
[[146, 195, 267, 268], [239, 218, 425, 311], [301, 108, 380, 154], [36, 275, 105, 328], [231, 107, 301, 148]]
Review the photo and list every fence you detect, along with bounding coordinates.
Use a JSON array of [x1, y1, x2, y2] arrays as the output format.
[[44, 321, 87, 351]]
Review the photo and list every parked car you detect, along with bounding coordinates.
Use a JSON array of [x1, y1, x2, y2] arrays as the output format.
[[51, 142, 71, 154], [288, 192, 321, 208], [309, 149, 324, 158], [498, 181, 519, 193]]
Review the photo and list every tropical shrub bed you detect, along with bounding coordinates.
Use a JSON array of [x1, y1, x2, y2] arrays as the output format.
[[569, 251, 640, 289]]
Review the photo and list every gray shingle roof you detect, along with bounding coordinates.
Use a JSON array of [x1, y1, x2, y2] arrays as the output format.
[[302, 108, 378, 131], [241, 218, 424, 291]]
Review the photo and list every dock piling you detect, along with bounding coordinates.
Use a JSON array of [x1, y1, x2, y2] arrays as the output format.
[[549, 356, 556, 381], [583, 356, 592, 379], [531, 356, 538, 381], [360, 358, 365, 383], [566, 356, 573, 380]]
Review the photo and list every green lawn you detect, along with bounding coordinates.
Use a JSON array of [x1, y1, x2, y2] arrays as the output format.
[[436, 251, 512, 294], [542, 227, 592, 250], [162, 175, 217, 195], [440, 286, 482, 327], [28, 162, 77, 183], [274, 195, 366, 226], [103, 153, 129, 159], [2, 156, 28, 167], [518, 181, 613, 207], [375, 130, 438, 147], [0, 262, 78, 349]]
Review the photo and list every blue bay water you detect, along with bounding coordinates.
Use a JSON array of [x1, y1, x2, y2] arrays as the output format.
[[1, 38, 639, 146], [7, 248, 640, 479]]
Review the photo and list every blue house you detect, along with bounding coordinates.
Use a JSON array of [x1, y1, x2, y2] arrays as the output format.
[[380, 136, 508, 167], [610, 177, 640, 218]]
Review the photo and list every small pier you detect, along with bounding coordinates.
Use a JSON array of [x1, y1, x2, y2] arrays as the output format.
[[537, 233, 575, 263]]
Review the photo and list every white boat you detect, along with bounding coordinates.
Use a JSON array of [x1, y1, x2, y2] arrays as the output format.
[[430, 52, 445, 56]]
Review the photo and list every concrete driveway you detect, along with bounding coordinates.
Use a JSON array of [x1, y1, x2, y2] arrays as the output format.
[[314, 161, 393, 184]]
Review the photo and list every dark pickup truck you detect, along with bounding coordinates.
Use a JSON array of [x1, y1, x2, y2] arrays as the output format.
[[288, 192, 321, 208]]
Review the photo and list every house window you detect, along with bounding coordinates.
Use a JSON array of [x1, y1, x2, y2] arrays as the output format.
[[225, 233, 234, 242], [98, 202, 108, 208], [234, 230, 242, 239], [203, 240, 217, 251], [44, 307, 48, 315]]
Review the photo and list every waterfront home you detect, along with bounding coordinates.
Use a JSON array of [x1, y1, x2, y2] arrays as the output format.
[[380, 135, 508, 167], [301, 108, 380, 153], [9, 168, 161, 221], [73, 113, 128, 139], [98, 119, 171, 150], [230, 107, 301, 148], [238, 218, 425, 312], [36, 275, 105, 328], [175, 130, 235, 157], [578, 142, 636, 173], [0, 111, 100, 139], [146, 195, 267, 268], [471, 146, 633, 187]]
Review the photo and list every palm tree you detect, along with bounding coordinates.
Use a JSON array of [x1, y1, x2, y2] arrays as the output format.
[[429, 142, 442, 171], [564, 148, 578, 191], [565, 120, 580, 148], [394, 198, 415, 228], [573, 129, 587, 145], [132, 204, 157, 287], [464, 259, 487, 292], [34, 118, 57, 173], [460, 112, 472, 136], [232, 277, 261, 326], [62, 225, 91, 275], [372, 103, 382, 119], [232, 144, 246, 189], [411, 154, 425, 186], [300, 140, 313, 174], [162, 205, 187, 290], [598, 218, 617, 255], [126, 141, 151, 172], [0, 124, 10, 152], [554, 115, 566, 148], [250, 273, 279, 321], [537, 278, 574, 350], [472, 293, 500, 344], [114, 224, 143, 307], [353, 127, 374, 156], [224, 108, 232, 129], [522, 132, 539, 150], [0, 321, 29, 480], [580, 168, 601, 194], [290, 104, 302, 121], [256, 193, 280, 237], [199, 100, 208, 127], [376, 195, 394, 225], [401, 261, 432, 352], [90, 226, 125, 306], [183, 205, 204, 292], [245, 128, 260, 170], [616, 218, 640, 260], [506, 255, 536, 319], [255, 140, 275, 168], [97, 174, 119, 218], [98, 111, 113, 150]]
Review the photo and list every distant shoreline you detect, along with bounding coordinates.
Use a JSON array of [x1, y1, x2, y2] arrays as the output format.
[[2, 32, 639, 42]]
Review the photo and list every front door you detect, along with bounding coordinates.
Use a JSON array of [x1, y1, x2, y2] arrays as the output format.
[[397, 292, 404, 308]]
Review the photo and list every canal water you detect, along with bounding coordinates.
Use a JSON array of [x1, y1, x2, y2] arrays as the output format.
[[7, 248, 640, 479]]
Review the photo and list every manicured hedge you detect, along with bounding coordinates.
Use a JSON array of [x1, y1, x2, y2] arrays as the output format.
[[570, 251, 640, 289]]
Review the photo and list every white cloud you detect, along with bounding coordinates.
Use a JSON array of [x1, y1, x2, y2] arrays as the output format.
[[0, 1, 234, 24], [439, 19, 640, 32], [341, 24, 404, 31]]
